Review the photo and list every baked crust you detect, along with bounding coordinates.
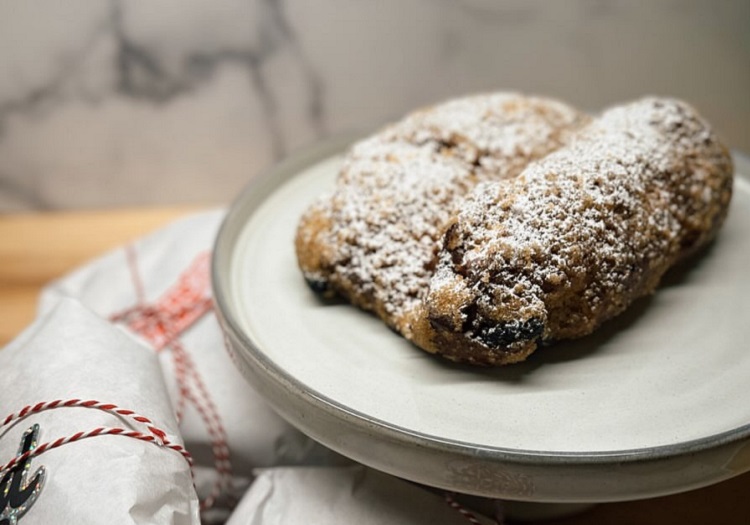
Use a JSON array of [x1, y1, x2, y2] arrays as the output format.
[[295, 93, 588, 337], [414, 98, 733, 365], [295, 95, 733, 366]]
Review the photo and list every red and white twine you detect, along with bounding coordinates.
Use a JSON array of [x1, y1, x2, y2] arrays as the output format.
[[0, 399, 191, 475], [445, 491, 503, 525], [0, 247, 505, 522], [110, 246, 232, 511], [444, 492, 484, 525], [2, 399, 167, 442]]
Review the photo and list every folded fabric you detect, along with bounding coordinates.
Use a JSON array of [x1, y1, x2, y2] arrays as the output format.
[[0, 298, 199, 524], [38, 210, 345, 518], [225, 466, 496, 525]]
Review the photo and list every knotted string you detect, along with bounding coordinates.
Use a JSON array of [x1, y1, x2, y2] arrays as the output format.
[[110, 246, 232, 512]]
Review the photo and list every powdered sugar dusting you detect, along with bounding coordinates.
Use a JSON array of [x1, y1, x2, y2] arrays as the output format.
[[427, 97, 733, 358], [296, 94, 586, 334], [296, 94, 732, 365]]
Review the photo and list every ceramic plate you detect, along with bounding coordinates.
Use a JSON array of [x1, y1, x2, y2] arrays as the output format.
[[213, 138, 750, 502]]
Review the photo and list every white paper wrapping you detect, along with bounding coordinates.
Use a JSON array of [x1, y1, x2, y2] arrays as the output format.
[[38, 210, 344, 515], [0, 299, 199, 524], [225, 466, 496, 525]]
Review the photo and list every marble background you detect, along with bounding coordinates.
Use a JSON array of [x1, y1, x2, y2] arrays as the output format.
[[0, 0, 748, 211]]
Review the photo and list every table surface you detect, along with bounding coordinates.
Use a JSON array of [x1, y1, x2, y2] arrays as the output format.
[[0, 207, 748, 524]]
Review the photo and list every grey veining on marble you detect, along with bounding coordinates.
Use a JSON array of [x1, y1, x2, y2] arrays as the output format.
[[0, 0, 748, 210]]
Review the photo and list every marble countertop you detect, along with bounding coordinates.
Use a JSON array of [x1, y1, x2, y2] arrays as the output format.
[[1, 0, 748, 211]]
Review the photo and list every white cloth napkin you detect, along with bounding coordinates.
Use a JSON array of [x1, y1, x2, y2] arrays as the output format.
[[0, 298, 199, 524], [225, 466, 496, 525], [38, 210, 344, 518]]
